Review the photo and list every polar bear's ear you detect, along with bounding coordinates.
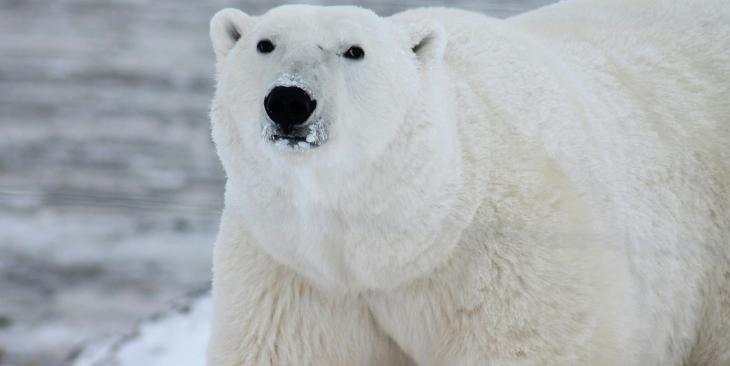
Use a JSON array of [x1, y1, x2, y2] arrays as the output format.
[[391, 16, 447, 65], [210, 8, 252, 60]]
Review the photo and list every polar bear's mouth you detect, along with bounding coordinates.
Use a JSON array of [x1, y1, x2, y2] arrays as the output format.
[[270, 133, 314, 149], [271, 134, 307, 143], [261, 117, 329, 151]]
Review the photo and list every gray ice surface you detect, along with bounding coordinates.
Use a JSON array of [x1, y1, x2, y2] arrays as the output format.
[[0, 1, 555, 365]]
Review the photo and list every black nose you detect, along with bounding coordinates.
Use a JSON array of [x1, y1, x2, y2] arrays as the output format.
[[264, 86, 317, 132]]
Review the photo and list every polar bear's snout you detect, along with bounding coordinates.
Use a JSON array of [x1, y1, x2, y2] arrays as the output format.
[[261, 75, 329, 151], [264, 86, 317, 133]]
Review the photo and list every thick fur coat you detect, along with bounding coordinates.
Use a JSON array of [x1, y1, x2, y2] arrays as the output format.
[[206, 1, 730, 365]]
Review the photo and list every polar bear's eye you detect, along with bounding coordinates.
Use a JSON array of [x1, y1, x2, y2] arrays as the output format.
[[257, 39, 275, 54], [343, 46, 365, 60]]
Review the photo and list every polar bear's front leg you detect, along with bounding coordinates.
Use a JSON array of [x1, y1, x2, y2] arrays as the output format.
[[207, 210, 410, 366]]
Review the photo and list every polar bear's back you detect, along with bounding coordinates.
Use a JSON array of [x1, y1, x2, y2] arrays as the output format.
[[513, 0, 730, 155]]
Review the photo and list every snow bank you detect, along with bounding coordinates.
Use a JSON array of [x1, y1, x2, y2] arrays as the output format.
[[71, 293, 211, 366]]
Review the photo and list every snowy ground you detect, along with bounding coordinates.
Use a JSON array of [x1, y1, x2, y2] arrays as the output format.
[[71, 292, 211, 366], [0, 1, 555, 365]]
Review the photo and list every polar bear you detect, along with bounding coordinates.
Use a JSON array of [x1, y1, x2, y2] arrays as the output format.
[[206, 1, 730, 365]]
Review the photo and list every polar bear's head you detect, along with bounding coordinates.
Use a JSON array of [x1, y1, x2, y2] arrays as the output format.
[[209, 5, 447, 181], [209, 5, 458, 290]]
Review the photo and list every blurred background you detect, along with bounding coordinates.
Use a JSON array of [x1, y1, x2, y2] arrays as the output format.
[[0, 0, 555, 365]]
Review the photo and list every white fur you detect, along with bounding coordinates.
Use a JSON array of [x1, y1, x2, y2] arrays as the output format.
[[206, 2, 730, 365]]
